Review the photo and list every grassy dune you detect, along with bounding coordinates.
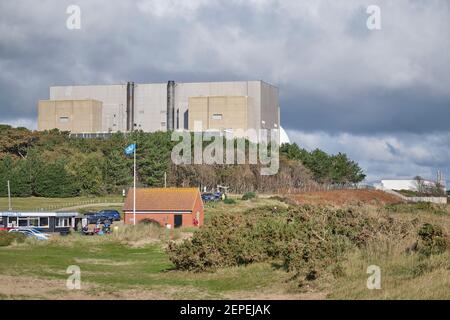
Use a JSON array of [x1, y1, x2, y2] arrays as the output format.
[[0, 196, 449, 299]]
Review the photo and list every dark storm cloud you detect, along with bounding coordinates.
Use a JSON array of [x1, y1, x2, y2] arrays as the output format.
[[281, 86, 450, 134], [1, 0, 450, 183]]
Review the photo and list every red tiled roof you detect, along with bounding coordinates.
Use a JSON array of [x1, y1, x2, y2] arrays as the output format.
[[123, 188, 201, 212]]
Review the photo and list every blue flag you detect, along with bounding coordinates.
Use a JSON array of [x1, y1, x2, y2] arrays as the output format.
[[124, 144, 136, 156]]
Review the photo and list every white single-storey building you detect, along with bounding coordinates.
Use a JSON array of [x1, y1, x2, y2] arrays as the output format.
[[374, 178, 443, 192]]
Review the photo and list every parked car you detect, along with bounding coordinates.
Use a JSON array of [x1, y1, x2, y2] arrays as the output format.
[[201, 192, 224, 202], [85, 210, 120, 225], [84, 212, 99, 224], [85, 213, 111, 225], [9, 228, 49, 241], [201, 193, 217, 202], [97, 210, 121, 221], [214, 192, 225, 200]]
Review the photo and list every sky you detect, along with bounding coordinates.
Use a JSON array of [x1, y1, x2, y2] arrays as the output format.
[[0, 0, 449, 185]]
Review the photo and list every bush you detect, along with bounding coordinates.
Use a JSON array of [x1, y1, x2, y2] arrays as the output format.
[[139, 218, 162, 228], [385, 202, 448, 216], [242, 192, 256, 200], [0, 231, 26, 247], [417, 223, 449, 256], [167, 205, 414, 282], [223, 198, 236, 205]]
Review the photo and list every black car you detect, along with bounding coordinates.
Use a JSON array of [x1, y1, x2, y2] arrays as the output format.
[[97, 210, 121, 221], [85, 210, 120, 224]]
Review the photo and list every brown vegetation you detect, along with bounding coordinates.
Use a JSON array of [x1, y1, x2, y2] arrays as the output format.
[[289, 189, 404, 206]]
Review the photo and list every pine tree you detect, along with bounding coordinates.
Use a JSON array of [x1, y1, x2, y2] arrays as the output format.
[[0, 156, 13, 197], [10, 160, 32, 197], [35, 161, 79, 197], [103, 150, 132, 193]]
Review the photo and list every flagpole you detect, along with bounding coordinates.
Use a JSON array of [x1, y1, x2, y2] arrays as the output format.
[[7, 180, 12, 211], [133, 143, 136, 226]]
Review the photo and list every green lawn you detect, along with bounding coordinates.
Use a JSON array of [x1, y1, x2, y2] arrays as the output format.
[[0, 196, 297, 299], [0, 239, 290, 299]]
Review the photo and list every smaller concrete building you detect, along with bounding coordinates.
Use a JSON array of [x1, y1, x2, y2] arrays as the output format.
[[38, 99, 103, 133], [123, 188, 204, 228]]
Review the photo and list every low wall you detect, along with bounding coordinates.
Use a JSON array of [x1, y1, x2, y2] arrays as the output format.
[[407, 196, 447, 204], [377, 188, 448, 204]]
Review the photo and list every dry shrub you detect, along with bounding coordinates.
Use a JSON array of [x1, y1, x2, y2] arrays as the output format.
[[112, 223, 163, 242], [0, 231, 26, 247], [417, 223, 449, 256], [385, 202, 449, 216], [167, 204, 448, 284]]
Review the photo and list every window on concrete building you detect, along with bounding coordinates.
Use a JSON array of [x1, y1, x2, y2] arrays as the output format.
[[212, 114, 223, 120], [176, 109, 180, 130], [59, 116, 69, 123]]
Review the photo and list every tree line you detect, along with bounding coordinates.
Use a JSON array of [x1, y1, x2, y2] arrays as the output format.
[[280, 143, 366, 185], [0, 125, 365, 197]]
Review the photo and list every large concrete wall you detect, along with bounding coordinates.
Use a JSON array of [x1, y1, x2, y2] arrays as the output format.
[[188, 96, 249, 135], [261, 81, 279, 130], [38, 100, 103, 133], [134, 83, 167, 132]]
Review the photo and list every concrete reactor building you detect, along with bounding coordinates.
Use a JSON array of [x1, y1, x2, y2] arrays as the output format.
[[38, 80, 285, 142]]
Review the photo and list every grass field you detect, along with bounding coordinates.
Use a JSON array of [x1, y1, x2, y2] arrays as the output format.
[[0, 196, 123, 212], [0, 195, 449, 300]]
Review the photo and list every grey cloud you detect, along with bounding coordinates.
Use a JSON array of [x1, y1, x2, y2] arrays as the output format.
[[287, 130, 450, 185], [281, 86, 450, 134], [0, 0, 450, 185], [386, 143, 399, 156]]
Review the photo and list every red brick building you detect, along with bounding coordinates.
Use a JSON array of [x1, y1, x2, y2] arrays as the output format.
[[123, 188, 204, 228]]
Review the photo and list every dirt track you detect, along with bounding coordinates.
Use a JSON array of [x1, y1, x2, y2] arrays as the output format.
[[290, 189, 404, 206]]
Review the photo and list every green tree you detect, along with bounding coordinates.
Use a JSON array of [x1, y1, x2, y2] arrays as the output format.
[[0, 125, 38, 158], [307, 149, 332, 183], [10, 160, 32, 197], [280, 143, 309, 162], [66, 152, 106, 195], [35, 161, 79, 197], [0, 156, 13, 196], [135, 131, 173, 187], [103, 150, 132, 193], [281, 144, 365, 184], [25, 149, 44, 195]]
